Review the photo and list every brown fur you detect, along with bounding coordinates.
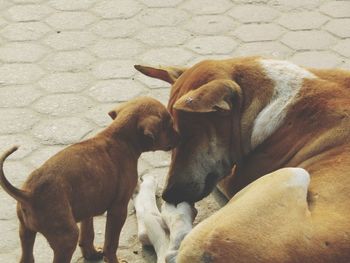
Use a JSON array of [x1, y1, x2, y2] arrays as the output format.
[[135, 58, 350, 262], [0, 97, 179, 263]]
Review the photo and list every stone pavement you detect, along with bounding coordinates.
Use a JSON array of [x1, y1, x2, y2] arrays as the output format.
[[0, 0, 349, 262]]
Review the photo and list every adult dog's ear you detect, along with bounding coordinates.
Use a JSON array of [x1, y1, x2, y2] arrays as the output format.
[[138, 116, 161, 149], [134, 65, 186, 84], [173, 79, 241, 113]]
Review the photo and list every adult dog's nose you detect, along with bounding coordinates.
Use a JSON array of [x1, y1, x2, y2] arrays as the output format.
[[162, 185, 197, 204]]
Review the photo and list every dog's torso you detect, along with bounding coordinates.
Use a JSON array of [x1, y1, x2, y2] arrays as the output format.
[[19, 136, 138, 231]]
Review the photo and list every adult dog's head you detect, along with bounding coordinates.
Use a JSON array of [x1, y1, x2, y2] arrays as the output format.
[[135, 60, 243, 203]]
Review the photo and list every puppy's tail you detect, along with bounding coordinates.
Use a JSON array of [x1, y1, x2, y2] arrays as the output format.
[[0, 146, 31, 204]]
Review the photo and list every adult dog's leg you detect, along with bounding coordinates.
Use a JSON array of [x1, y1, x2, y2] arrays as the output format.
[[79, 217, 103, 260], [134, 176, 169, 263], [161, 202, 196, 263]]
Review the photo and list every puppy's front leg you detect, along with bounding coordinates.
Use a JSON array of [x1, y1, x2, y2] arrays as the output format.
[[103, 203, 127, 263], [79, 218, 103, 260]]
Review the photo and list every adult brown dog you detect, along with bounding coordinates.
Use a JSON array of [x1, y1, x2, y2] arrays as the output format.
[[135, 57, 350, 262], [0, 97, 179, 263]]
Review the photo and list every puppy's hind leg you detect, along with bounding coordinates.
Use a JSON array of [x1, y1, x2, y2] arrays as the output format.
[[79, 217, 103, 260], [17, 206, 36, 263], [19, 221, 36, 263], [45, 220, 79, 263]]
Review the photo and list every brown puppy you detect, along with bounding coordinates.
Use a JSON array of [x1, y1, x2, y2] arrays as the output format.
[[0, 97, 179, 263]]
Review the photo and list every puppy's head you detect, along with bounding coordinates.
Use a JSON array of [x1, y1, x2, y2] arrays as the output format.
[[108, 97, 179, 152]]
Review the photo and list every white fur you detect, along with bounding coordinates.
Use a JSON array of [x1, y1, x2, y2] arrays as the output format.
[[161, 202, 195, 263], [133, 176, 195, 263], [133, 176, 169, 263], [285, 167, 310, 190], [251, 59, 316, 149]]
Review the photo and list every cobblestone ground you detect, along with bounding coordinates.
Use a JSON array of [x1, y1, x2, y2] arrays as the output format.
[[0, 0, 349, 262]]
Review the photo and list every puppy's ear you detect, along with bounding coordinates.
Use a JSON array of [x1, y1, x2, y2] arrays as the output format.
[[173, 79, 241, 113], [134, 65, 186, 84], [138, 116, 161, 148], [108, 110, 118, 120]]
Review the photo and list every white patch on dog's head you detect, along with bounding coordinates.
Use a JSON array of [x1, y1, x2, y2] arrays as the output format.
[[251, 59, 316, 149]]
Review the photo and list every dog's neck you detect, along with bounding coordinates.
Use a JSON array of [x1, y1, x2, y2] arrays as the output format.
[[232, 58, 316, 155], [98, 117, 144, 158]]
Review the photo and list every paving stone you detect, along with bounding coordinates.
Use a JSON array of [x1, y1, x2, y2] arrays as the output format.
[[320, 1, 350, 18], [2, 160, 33, 186], [137, 8, 189, 26], [185, 15, 235, 35], [270, 0, 323, 11], [278, 11, 328, 30], [291, 51, 342, 68], [92, 60, 136, 80], [38, 72, 93, 93], [46, 11, 96, 30], [88, 79, 146, 102], [325, 19, 350, 38], [281, 31, 336, 50], [33, 94, 94, 116], [93, 0, 143, 19], [135, 73, 169, 90], [138, 0, 183, 7], [0, 64, 44, 85], [0, 85, 42, 107], [0, 42, 48, 63], [43, 51, 94, 72], [0, 22, 51, 41], [91, 19, 143, 38], [234, 24, 284, 42], [333, 39, 350, 57], [140, 47, 194, 65], [229, 5, 279, 23], [48, 0, 95, 11], [185, 36, 237, 55], [0, 135, 39, 160], [234, 42, 293, 58], [141, 151, 171, 168], [0, 16, 7, 29], [44, 31, 96, 50], [0, 0, 12, 10], [340, 61, 350, 70], [5, 4, 53, 22], [32, 117, 93, 145], [11, 0, 44, 3], [181, 0, 232, 15], [85, 103, 115, 127], [91, 39, 144, 60], [0, 108, 39, 134], [25, 145, 65, 167], [136, 27, 191, 47], [146, 88, 170, 105]]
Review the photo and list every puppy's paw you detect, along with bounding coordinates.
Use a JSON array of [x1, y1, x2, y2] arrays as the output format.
[[82, 246, 103, 260]]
